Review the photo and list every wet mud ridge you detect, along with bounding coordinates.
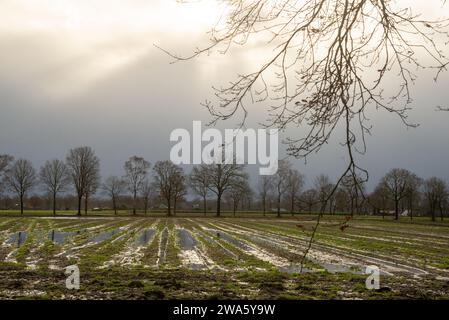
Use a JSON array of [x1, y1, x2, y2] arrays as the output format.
[[177, 228, 211, 270], [157, 228, 169, 266], [219, 220, 432, 276]]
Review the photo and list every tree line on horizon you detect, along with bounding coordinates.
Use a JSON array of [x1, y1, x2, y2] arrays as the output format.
[[0, 149, 448, 221]]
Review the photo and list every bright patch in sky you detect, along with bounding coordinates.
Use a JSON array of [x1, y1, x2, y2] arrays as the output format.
[[0, 0, 222, 98]]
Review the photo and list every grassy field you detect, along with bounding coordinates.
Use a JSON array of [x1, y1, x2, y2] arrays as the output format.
[[0, 214, 448, 299]]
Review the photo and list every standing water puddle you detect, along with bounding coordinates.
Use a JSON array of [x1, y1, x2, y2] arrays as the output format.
[[177, 229, 206, 270], [8, 231, 27, 247], [177, 229, 197, 250], [90, 229, 121, 243], [320, 263, 363, 274], [206, 229, 252, 250], [135, 229, 156, 246], [48, 230, 78, 245], [279, 265, 312, 273]]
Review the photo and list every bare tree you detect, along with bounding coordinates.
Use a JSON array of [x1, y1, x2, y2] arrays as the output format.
[[66, 146, 100, 216], [299, 189, 319, 214], [124, 156, 150, 215], [314, 174, 335, 214], [39, 159, 70, 216], [84, 168, 100, 215], [341, 174, 366, 216], [173, 169, 187, 215], [5, 159, 36, 215], [334, 187, 349, 213], [189, 165, 210, 215], [257, 175, 273, 216], [424, 177, 448, 222], [140, 179, 153, 215], [286, 168, 305, 215], [164, 0, 448, 189], [379, 168, 412, 220], [205, 163, 247, 217], [404, 173, 422, 220], [226, 173, 251, 216], [241, 182, 254, 212], [273, 160, 291, 217], [153, 160, 184, 216], [165, 0, 449, 269], [370, 183, 391, 219], [102, 176, 126, 215]]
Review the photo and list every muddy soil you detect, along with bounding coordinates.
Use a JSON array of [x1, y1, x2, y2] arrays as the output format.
[[1, 216, 448, 299]]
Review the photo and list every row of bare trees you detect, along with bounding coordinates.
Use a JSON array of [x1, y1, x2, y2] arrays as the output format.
[[83, 156, 187, 216], [257, 160, 305, 217], [0, 150, 185, 216], [0, 148, 100, 215], [371, 169, 448, 221], [1, 152, 448, 220], [256, 164, 448, 221], [189, 162, 249, 217], [188, 160, 447, 221]]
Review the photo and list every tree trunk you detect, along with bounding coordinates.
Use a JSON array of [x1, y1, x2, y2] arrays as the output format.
[[203, 196, 207, 216], [394, 199, 399, 220], [262, 196, 266, 217], [167, 197, 171, 217], [77, 195, 82, 216], [277, 193, 281, 218], [53, 191, 57, 216], [430, 201, 436, 222], [291, 196, 294, 216], [113, 196, 117, 215], [174, 198, 177, 216], [133, 192, 137, 215], [84, 195, 88, 215], [20, 193, 24, 215], [216, 193, 221, 217], [350, 198, 354, 217], [291, 197, 294, 216]]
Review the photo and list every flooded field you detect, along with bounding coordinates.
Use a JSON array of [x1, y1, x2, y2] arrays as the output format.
[[0, 216, 448, 299]]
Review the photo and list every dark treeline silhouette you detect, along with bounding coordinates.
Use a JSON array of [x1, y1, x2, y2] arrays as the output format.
[[0, 151, 448, 220]]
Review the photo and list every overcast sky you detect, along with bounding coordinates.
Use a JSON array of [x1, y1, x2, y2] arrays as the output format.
[[1, 0, 449, 190]]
